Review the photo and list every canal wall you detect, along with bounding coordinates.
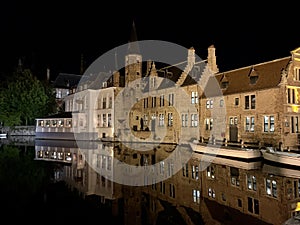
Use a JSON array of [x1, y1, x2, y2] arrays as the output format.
[[0, 126, 36, 136]]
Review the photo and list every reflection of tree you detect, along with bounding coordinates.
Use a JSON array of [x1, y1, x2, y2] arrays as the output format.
[[0, 145, 52, 211]]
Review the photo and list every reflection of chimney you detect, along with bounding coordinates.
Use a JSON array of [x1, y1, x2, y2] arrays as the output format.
[[46, 68, 50, 81], [113, 71, 120, 87], [146, 59, 152, 75]]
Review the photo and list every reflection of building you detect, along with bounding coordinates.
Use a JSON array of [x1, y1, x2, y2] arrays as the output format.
[[139, 151, 300, 225], [34, 139, 76, 163], [35, 138, 300, 225]]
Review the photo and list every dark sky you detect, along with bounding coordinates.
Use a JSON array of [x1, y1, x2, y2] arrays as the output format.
[[1, 1, 300, 81]]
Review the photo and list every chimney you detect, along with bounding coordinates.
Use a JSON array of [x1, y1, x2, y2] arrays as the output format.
[[187, 47, 195, 68], [207, 45, 219, 74]]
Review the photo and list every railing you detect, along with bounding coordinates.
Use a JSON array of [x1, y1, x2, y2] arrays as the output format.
[[201, 137, 260, 149]]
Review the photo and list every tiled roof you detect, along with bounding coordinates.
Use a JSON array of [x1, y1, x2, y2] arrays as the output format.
[[203, 57, 291, 97]]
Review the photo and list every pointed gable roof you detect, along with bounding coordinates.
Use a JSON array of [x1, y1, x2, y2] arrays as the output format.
[[127, 21, 140, 54]]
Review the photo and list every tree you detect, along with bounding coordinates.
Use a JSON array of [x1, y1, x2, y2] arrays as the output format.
[[0, 68, 56, 126]]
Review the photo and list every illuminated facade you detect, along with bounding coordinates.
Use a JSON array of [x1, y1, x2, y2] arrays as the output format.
[[36, 35, 300, 151], [200, 47, 300, 151]]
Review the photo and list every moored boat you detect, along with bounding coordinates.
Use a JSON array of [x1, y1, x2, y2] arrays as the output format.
[[261, 148, 300, 167], [193, 151, 262, 170], [189, 142, 262, 161], [263, 163, 300, 179]]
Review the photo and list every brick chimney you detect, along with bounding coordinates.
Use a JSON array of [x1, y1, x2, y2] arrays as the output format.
[[207, 45, 219, 74]]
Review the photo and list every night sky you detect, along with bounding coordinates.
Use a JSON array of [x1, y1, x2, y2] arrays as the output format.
[[1, 1, 300, 81]]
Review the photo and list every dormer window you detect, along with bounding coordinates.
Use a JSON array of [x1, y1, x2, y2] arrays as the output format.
[[220, 73, 229, 89], [221, 81, 229, 89], [249, 67, 259, 85], [250, 76, 258, 84]]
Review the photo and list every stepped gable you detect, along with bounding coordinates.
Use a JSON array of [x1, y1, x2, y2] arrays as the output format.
[[181, 60, 207, 86]]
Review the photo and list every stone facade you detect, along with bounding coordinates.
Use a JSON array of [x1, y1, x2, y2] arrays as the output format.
[[198, 47, 300, 151]]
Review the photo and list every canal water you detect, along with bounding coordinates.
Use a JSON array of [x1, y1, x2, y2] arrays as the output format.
[[1, 136, 299, 225]]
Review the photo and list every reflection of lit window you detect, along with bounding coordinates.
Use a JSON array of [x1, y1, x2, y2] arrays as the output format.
[[230, 167, 240, 186], [266, 178, 277, 198], [97, 155, 101, 168], [231, 177, 240, 186], [107, 156, 112, 170], [193, 189, 200, 204], [207, 166, 215, 179], [297, 180, 300, 198], [247, 175, 257, 191], [65, 152, 72, 161], [66, 119, 72, 127], [102, 155, 106, 169], [160, 161, 164, 174], [169, 183, 175, 198], [208, 188, 215, 198], [160, 182, 165, 194], [102, 114, 106, 127], [222, 193, 226, 201], [168, 161, 174, 176], [182, 163, 189, 177], [192, 165, 199, 180]]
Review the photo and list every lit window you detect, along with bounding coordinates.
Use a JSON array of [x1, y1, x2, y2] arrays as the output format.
[[263, 115, 275, 132], [191, 92, 198, 104]]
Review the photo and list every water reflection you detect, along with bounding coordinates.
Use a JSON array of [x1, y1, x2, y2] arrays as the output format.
[[1, 137, 300, 225]]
